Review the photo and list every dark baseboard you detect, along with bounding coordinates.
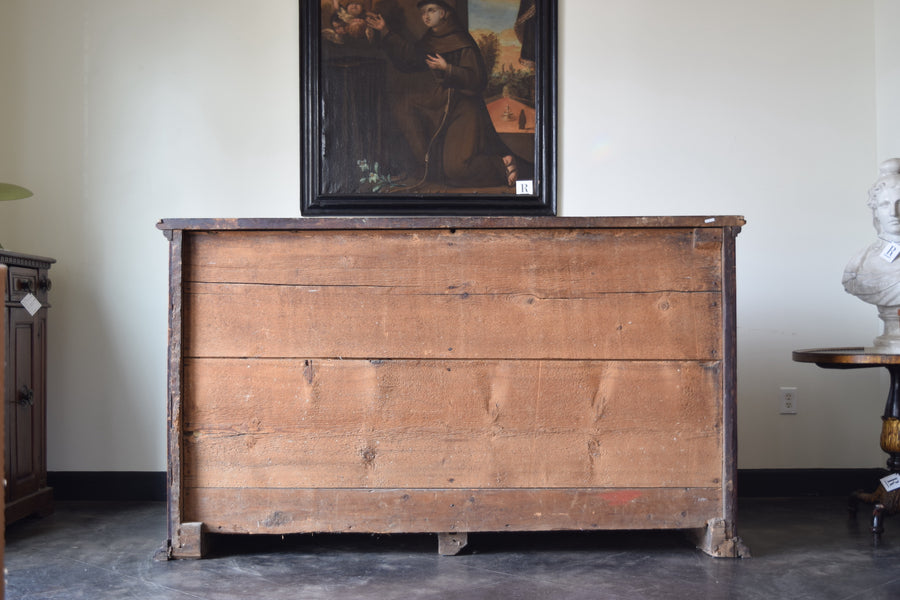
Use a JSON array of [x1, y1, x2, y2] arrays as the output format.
[[46, 468, 889, 502], [48, 471, 167, 502], [737, 468, 888, 498]]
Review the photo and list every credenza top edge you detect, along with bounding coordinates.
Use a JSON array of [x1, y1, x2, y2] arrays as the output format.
[[157, 216, 746, 233]]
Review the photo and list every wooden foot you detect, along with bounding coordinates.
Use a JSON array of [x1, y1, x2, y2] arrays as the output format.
[[5, 486, 54, 525], [437, 532, 468, 556], [170, 522, 207, 559], [851, 485, 899, 512], [691, 518, 750, 558], [153, 542, 173, 562]]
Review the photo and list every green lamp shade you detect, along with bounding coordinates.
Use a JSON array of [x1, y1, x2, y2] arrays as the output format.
[[0, 183, 34, 201]]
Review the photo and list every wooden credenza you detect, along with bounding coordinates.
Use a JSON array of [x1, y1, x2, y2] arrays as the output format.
[[1, 250, 54, 525], [158, 217, 747, 558]]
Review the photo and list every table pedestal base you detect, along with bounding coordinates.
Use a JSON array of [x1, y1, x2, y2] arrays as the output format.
[[792, 350, 900, 539], [849, 414, 900, 536], [849, 486, 899, 535]]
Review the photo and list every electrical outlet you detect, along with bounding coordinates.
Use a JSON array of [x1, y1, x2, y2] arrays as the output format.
[[780, 387, 798, 414]]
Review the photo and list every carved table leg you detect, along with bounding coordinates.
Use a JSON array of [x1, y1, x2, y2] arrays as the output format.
[[850, 485, 900, 533], [873, 503, 886, 535], [850, 365, 900, 536]]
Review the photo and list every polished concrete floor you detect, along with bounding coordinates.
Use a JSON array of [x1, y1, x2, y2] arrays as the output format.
[[4, 497, 900, 599]]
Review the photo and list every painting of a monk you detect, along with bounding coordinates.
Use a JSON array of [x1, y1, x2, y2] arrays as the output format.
[[366, 0, 518, 190], [317, 0, 537, 196]]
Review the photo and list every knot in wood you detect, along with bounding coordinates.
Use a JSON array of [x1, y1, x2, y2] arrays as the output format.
[[361, 447, 377, 466]]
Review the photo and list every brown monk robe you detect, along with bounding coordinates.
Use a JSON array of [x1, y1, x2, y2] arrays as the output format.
[[367, 1, 516, 188]]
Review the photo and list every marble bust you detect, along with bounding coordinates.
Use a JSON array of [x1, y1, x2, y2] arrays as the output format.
[[842, 158, 900, 351]]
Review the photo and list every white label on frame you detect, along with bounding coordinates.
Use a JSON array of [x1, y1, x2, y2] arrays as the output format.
[[881, 472, 900, 492], [881, 242, 900, 263], [516, 180, 534, 195], [21, 293, 42, 317]]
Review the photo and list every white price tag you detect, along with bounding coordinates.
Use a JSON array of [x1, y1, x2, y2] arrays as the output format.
[[20, 293, 42, 317], [880, 242, 900, 263], [881, 472, 900, 492], [515, 180, 534, 195]]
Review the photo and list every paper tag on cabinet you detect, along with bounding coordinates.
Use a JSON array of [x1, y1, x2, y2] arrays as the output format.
[[21, 293, 42, 316], [881, 472, 900, 492]]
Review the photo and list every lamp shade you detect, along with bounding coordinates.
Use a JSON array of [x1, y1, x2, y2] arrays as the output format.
[[0, 183, 34, 202]]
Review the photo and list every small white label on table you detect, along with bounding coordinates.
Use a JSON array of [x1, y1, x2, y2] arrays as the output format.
[[880, 242, 900, 263], [21, 293, 42, 317], [516, 180, 534, 195], [881, 472, 900, 492]]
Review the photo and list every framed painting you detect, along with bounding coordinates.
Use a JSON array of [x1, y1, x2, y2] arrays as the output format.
[[301, 0, 557, 215]]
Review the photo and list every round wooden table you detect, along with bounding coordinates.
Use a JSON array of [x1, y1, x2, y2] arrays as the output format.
[[793, 347, 900, 535]]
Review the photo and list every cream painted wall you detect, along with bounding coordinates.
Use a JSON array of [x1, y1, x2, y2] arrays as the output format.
[[0, 0, 892, 471], [876, 0, 900, 159]]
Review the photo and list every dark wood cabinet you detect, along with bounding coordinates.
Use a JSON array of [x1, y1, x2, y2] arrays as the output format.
[[1, 250, 54, 524], [1, 263, 6, 597]]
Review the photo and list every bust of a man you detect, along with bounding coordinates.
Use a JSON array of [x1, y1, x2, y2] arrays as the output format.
[[842, 158, 900, 351]]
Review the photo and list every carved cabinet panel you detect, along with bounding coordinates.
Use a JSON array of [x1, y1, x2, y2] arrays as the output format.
[[1, 250, 54, 524]]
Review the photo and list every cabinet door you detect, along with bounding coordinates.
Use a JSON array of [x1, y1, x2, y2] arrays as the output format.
[[5, 307, 46, 503]]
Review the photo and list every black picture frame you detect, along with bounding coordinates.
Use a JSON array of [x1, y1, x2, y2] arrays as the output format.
[[301, 0, 557, 216]]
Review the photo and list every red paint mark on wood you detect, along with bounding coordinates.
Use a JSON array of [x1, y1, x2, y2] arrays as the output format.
[[601, 491, 643, 506]]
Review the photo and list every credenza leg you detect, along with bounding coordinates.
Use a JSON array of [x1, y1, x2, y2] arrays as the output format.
[[437, 532, 468, 556], [170, 522, 207, 559], [691, 518, 750, 558]]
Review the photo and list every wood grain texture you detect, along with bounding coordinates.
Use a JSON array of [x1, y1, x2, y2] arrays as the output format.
[[182, 359, 722, 489], [182, 487, 722, 535], [166, 230, 185, 553], [185, 228, 724, 293], [183, 228, 724, 361], [185, 285, 721, 360], [183, 359, 719, 432]]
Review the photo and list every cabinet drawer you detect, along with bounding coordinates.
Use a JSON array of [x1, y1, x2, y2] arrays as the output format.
[[7, 267, 49, 304]]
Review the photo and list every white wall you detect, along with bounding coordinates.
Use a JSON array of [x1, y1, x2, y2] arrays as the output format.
[[876, 0, 900, 158], [0, 0, 893, 472]]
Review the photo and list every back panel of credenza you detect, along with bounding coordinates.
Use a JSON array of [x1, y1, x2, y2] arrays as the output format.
[[175, 226, 731, 535]]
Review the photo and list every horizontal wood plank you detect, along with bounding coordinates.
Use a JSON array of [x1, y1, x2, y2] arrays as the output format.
[[182, 359, 722, 490], [184, 358, 720, 434], [182, 487, 723, 534], [184, 285, 722, 360], [183, 429, 721, 489], [185, 228, 724, 294]]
